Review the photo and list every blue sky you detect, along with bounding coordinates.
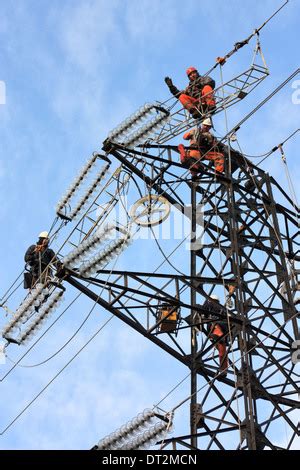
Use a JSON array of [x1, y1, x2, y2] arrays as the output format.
[[0, 0, 299, 450]]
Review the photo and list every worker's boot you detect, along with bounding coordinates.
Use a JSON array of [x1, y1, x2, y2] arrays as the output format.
[[189, 107, 202, 119], [178, 144, 186, 163], [201, 103, 216, 116]]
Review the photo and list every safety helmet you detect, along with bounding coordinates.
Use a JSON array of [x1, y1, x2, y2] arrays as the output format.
[[39, 231, 49, 239], [186, 66, 198, 77], [202, 118, 212, 127], [210, 294, 220, 301]]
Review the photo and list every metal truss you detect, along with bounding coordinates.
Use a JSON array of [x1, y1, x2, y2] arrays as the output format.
[[64, 136, 299, 450], [56, 161, 138, 257], [146, 63, 269, 144]]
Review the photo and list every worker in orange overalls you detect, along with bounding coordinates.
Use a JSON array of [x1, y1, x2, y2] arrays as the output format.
[[202, 295, 229, 376], [178, 118, 224, 179], [165, 67, 216, 119]]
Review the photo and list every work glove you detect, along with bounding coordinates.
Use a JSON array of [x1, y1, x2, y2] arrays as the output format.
[[164, 77, 173, 87]]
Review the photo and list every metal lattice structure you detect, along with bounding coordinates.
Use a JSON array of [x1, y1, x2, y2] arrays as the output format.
[[153, 63, 269, 144], [1, 7, 299, 448], [64, 138, 299, 450]]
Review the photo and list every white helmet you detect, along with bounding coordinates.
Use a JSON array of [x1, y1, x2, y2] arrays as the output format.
[[210, 294, 219, 301], [39, 231, 49, 239], [202, 118, 212, 127]]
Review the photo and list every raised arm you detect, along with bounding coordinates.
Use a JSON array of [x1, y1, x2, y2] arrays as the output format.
[[164, 77, 181, 98]]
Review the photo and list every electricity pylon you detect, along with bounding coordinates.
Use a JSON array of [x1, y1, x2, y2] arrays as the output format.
[[2, 5, 299, 448], [65, 132, 299, 450]]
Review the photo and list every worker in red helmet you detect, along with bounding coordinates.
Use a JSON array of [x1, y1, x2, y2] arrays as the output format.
[[178, 118, 224, 180], [165, 67, 216, 119]]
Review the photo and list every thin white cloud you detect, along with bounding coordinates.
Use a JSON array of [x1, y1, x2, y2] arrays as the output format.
[[124, 0, 178, 41], [56, 0, 122, 71]]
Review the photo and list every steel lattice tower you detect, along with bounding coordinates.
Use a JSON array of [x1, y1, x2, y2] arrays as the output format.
[[1, 19, 299, 448], [64, 134, 299, 450]]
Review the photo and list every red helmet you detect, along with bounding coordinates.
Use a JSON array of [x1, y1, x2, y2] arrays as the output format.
[[186, 66, 198, 77]]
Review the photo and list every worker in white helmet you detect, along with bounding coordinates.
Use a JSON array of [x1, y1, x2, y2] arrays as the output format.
[[24, 231, 62, 289], [202, 294, 229, 376], [178, 118, 224, 180]]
